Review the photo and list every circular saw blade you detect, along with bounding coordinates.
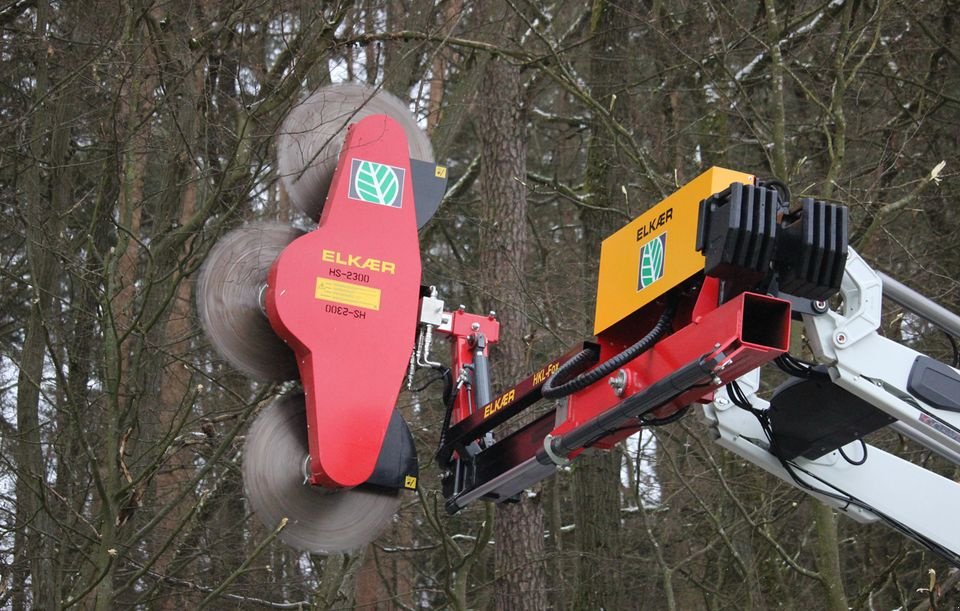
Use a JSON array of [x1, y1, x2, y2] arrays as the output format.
[[243, 392, 400, 553], [196, 222, 304, 382], [277, 82, 435, 224]]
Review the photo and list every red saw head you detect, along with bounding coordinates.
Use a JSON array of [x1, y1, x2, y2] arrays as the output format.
[[199, 83, 444, 553], [267, 114, 423, 489]]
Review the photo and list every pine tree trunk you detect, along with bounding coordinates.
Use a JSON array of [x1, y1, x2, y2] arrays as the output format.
[[570, 2, 636, 607], [475, 39, 549, 611], [12, 1, 66, 605]]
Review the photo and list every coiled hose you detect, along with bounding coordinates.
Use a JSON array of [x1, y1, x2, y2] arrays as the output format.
[[541, 300, 678, 400]]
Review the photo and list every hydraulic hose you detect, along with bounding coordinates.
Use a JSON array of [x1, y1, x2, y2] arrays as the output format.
[[541, 299, 678, 400]]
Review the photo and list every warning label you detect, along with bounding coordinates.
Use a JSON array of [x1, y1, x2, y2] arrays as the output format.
[[315, 278, 381, 311]]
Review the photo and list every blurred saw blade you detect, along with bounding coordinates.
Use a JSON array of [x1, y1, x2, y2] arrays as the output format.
[[277, 82, 435, 225], [243, 392, 400, 553], [196, 222, 303, 382]]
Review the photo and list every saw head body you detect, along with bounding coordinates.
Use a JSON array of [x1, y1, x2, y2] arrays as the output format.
[[266, 114, 423, 488], [278, 83, 437, 225], [197, 84, 445, 553]]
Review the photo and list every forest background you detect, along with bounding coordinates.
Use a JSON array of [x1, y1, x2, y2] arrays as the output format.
[[2, 0, 959, 609]]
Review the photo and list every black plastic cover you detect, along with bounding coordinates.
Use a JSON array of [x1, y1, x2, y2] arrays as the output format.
[[697, 182, 779, 287], [769, 373, 895, 460], [365, 409, 420, 491], [410, 159, 448, 228], [907, 355, 960, 413], [774, 198, 848, 300]]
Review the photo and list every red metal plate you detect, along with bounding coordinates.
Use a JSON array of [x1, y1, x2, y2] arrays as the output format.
[[556, 292, 791, 451], [266, 115, 422, 487]]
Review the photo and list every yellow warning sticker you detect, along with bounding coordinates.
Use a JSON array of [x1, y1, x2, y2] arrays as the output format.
[[404, 475, 418, 490], [434, 165, 447, 178], [315, 278, 381, 311]]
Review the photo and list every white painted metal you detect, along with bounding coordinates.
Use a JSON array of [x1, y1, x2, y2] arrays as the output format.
[[703, 379, 960, 560], [806, 248, 960, 464], [700, 250, 960, 562]]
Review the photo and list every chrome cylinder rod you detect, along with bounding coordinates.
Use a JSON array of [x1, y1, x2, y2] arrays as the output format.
[[880, 272, 960, 338]]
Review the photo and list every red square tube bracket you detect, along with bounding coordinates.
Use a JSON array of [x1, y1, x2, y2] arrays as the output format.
[[552, 292, 791, 456]]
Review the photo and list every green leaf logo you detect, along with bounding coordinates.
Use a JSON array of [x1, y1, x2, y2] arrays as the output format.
[[349, 159, 403, 207], [638, 233, 666, 290]]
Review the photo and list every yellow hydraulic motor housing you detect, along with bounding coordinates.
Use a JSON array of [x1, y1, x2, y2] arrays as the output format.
[[593, 167, 755, 335]]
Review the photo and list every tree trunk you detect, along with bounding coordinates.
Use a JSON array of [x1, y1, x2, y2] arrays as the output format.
[[12, 1, 65, 606], [92, 6, 152, 605], [475, 30, 548, 610], [812, 502, 849, 611], [571, 2, 635, 607]]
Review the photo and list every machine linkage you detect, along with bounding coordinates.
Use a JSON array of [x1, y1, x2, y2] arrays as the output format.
[[199, 82, 960, 563], [410, 167, 960, 568]]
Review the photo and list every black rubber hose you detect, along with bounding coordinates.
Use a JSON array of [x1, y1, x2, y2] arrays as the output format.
[[640, 404, 691, 427], [541, 301, 677, 400], [758, 177, 791, 204], [434, 367, 456, 457], [538, 346, 600, 399]]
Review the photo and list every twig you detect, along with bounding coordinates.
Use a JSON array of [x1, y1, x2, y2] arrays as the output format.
[[197, 517, 288, 608], [854, 161, 946, 249]]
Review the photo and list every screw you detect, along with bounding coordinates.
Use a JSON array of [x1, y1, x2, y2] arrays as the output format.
[[488, 310, 497, 319], [812, 300, 828, 313], [835, 331, 847, 345], [715, 396, 729, 407], [608, 370, 627, 397], [471, 322, 480, 331]]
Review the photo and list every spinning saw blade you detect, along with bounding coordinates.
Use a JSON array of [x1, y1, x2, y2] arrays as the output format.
[[243, 392, 400, 553], [196, 222, 304, 382], [277, 82, 435, 225]]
